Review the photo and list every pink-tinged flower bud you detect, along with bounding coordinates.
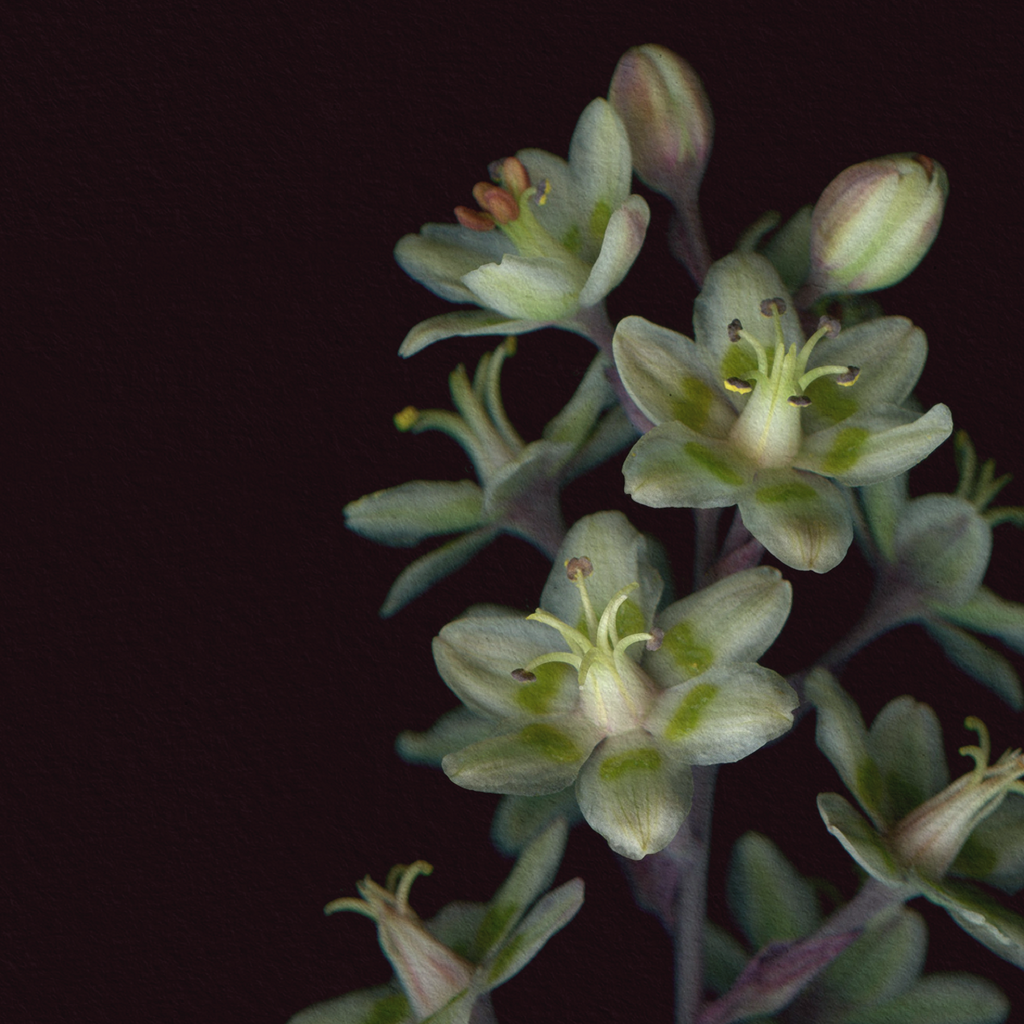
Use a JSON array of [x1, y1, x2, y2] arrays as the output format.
[[608, 45, 713, 204], [806, 154, 949, 298]]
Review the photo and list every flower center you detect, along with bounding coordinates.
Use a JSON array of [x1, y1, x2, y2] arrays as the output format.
[[723, 299, 859, 467], [513, 555, 659, 733], [454, 157, 590, 274], [888, 717, 1024, 879]]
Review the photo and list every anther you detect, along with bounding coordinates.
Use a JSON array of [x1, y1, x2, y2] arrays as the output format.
[[394, 406, 420, 431], [724, 377, 754, 394], [499, 156, 531, 196], [511, 668, 536, 682], [913, 154, 935, 182], [787, 395, 812, 407], [454, 206, 495, 232], [645, 627, 664, 652], [835, 366, 860, 386], [816, 315, 841, 339], [760, 297, 787, 317], [566, 556, 593, 581], [727, 318, 743, 343], [471, 183, 519, 224], [532, 178, 551, 206]]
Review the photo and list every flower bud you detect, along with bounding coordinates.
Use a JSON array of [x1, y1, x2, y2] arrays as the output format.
[[807, 154, 948, 296], [608, 45, 713, 203]]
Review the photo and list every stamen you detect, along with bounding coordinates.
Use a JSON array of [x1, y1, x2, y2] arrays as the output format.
[[526, 608, 591, 655], [787, 395, 812, 407], [471, 183, 519, 224], [566, 556, 593, 580], [646, 627, 664, 651], [511, 668, 536, 682], [394, 861, 433, 908], [835, 366, 860, 387], [499, 156, 531, 196], [597, 583, 639, 650], [797, 363, 860, 391], [728, 318, 743, 343], [817, 315, 841, 339], [394, 406, 420, 431], [724, 377, 753, 394], [960, 716, 992, 780], [522, 650, 584, 673], [532, 178, 551, 206], [913, 153, 935, 182], [455, 205, 494, 232], [760, 297, 787, 316]]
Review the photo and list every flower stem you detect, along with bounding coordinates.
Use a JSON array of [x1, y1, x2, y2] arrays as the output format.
[[668, 197, 712, 287]]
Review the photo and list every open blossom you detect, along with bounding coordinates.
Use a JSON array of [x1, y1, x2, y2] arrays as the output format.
[[430, 511, 796, 859], [809, 670, 1024, 969], [615, 251, 952, 572], [395, 99, 649, 357]]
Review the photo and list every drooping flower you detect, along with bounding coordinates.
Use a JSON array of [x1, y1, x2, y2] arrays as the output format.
[[344, 338, 634, 616], [615, 251, 952, 572], [426, 510, 797, 859], [854, 431, 1024, 707], [809, 670, 1024, 969], [288, 820, 583, 1024], [703, 831, 1009, 1024], [394, 99, 649, 357]]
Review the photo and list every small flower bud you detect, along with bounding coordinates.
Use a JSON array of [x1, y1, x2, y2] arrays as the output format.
[[807, 154, 949, 296], [608, 45, 713, 203]]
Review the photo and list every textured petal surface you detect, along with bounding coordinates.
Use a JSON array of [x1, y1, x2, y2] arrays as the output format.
[[740, 468, 853, 572], [345, 480, 484, 547], [921, 877, 1024, 969], [575, 732, 693, 858], [395, 225, 515, 303], [399, 309, 547, 357], [577, 194, 649, 307], [613, 315, 736, 435], [463, 255, 585, 321], [288, 984, 410, 1024], [817, 793, 910, 888]]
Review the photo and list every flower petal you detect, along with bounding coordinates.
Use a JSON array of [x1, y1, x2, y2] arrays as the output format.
[[433, 613, 580, 720], [575, 732, 693, 859], [817, 792, 912, 890], [933, 586, 1024, 656], [399, 309, 548, 358], [740, 468, 852, 572], [345, 480, 485, 547], [623, 420, 750, 509], [463, 255, 585, 321], [612, 315, 737, 435], [491, 789, 584, 856], [955, 796, 1024, 894], [921, 618, 1024, 709], [483, 439, 574, 522], [801, 316, 927, 431], [795, 404, 953, 487], [693, 252, 803, 388], [577, 194, 650, 308], [648, 663, 797, 764], [646, 567, 792, 687], [539, 510, 663, 633], [287, 983, 411, 1024], [380, 527, 499, 617], [515, 148, 579, 247], [397, 706, 494, 766], [566, 98, 633, 257], [845, 973, 1009, 1024], [395, 224, 516, 304], [442, 718, 601, 796]]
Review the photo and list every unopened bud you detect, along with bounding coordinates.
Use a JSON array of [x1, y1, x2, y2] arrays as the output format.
[[807, 154, 948, 296], [608, 45, 713, 203]]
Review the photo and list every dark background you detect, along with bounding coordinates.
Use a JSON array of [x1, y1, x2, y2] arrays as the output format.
[[6, 2, 1023, 1021]]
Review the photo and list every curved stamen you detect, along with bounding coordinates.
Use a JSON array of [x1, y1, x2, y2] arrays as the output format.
[[526, 608, 591, 655], [798, 364, 860, 390], [597, 583, 639, 650]]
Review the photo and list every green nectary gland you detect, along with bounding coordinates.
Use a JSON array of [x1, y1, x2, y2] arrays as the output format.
[[598, 746, 662, 780], [515, 663, 571, 714], [684, 441, 746, 485], [660, 620, 714, 679], [755, 480, 819, 505], [665, 682, 719, 741], [822, 426, 870, 476], [519, 723, 581, 763]]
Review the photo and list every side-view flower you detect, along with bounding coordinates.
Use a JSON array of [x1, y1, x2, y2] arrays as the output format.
[[394, 98, 649, 357], [615, 251, 952, 572], [427, 510, 797, 859]]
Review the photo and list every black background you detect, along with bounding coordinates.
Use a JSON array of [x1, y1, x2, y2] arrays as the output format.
[[6, 2, 1023, 1021]]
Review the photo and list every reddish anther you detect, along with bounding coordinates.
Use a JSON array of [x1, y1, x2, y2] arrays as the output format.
[[471, 183, 520, 225], [455, 205, 495, 232], [499, 156, 531, 197], [913, 153, 935, 181]]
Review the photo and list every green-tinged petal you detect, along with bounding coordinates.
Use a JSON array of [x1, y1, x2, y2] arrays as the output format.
[[577, 195, 649, 307], [919, 876, 1024, 969], [649, 663, 797, 764], [397, 707, 493, 766], [817, 792, 913, 890], [740, 468, 852, 572], [345, 481, 485, 547], [795, 404, 952, 488], [820, 907, 926, 1009], [399, 309, 546, 358], [542, 353, 616, 448], [395, 225, 515, 304], [442, 718, 601, 796], [801, 317, 927, 431], [426, 902, 489, 962], [288, 984, 411, 1024], [471, 819, 568, 959], [624, 420, 750, 509], [479, 878, 584, 991], [433, 614, 580, 720], [727, 832, 820, 950], [380, 527, 499, 617], [515, 149, 578, 247], [567, 98, 633, 256], [491, 789, 583, 856], [612, 315, 737, 435], [807, 669, 889, 828], [921, 618, 1024, 709], [420, 989, 475, 1024], [857, 474, 909, 562], [934, 586, 1024, 655], [562, 405, 637, 483], [539, 510, 663, 631], [759, 205, 812, 293], [575, 732, 693, 859], [868, 696, 949, 821], [646, 567, 791, 687], [845, 973, 1009, 1024], [955, 796, 1024, 894], [702, 921, 749, 995], [463, 255, 587, 321], [692, 252, 803, 387], [482, 439, 574, 523]]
